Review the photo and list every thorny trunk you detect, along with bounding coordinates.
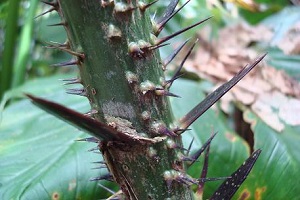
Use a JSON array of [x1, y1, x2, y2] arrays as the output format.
[[57, 0, 193, 199]]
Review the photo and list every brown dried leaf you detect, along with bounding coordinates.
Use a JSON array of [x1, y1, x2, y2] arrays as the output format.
[[183, 22, 300, 130], [277, 22, 300, 55]]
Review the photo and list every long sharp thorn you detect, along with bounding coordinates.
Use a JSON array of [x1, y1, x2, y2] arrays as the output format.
[[166, 39, 198, 88], [92, 161, 106, 164], [147, 43, 170, 51], [76, 137, 99, 143], [210, 149, 262, 200], [155, 0, 191, 36], [61, 77, 81, 85], [162, 38, 190, 69], [44, 41, 69, 48], [196, 138, 211, 198], [34, 7, 56, 19], [98, 183, 116, 195], [155, 17, 211, 46], [156, 0, 179, 24], [51, 60, 78, 67], [88, 146, 99, 152], [25, 94, 137, 142], [155, 88, 180, 97], [186, 137, 194, 156], [188, 132, 217, 166], [66, 88, 86, 96], [91, 165, 107, 169], [47, 22, 67, 27], [41, 1, 58, 7], [90, 173, 114, 182], [178, 54, 267, 131], [45, 42, 85, 58], [139, 0, 159, 12]]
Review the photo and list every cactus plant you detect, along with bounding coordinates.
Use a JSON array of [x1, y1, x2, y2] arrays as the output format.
[[26, 0, 264, 199]]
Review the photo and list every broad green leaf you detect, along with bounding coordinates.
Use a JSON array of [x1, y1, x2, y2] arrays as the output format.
[[266, 47, 300, 80], [0, 74, 113, 199], [238, 110, 300, 200]]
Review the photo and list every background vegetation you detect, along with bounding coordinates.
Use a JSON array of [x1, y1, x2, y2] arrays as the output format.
[[1, 0, 300, 199]]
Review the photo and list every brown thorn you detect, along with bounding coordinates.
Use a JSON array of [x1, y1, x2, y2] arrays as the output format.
[[156, 0, 179, 24], [155, 17, 211, 46], [66, 88, 87, 96], [138, 0, 159, 12], [51, 59, 78, 67], [178, 54, 267, 131], [162, 38, 190, 70], [166, 39, 198, 88], [60, 77, 82, 85], [34, 7, 56, 19], [155, 0, 191, 36], [47, 21, 67, 27]]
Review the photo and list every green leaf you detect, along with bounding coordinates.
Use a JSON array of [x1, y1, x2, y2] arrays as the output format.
[[238, 110, 300, 200], [170, 79, 300, 199], [0, 74, 113, 199], [170, 79, 250, 198]]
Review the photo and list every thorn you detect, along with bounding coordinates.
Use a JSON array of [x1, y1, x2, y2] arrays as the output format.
[[90, 173, 114, 182], [25, 94, 136, 142], [186, 137, 194, 156], [88, 146, 99, 152], [66, 88, 87, 96], [45, 41, 85, 58], [188, 132, 217, 166], [175, 172, 197, 185], [47, 21, 67, 27], [44, 41, 69, 49], [178, 54, 267, 131], [91, 165, 107, 169], [138, 0, 159, 12], [34, 7, 56, 19], [155, 17, 211, 46], [76, 137, 99, 143], [106, 190, 124, 200], [51, 59, 78, 67], [165, 39, 198, 88], [146, 43, 170, 51], [92, 161, 106, 164], [196, 136, 210, 198], [41, 1, 58, 7], [156, 0, 179, 24], [155, 88, 180, 97], [155, 0, 191, 36], [34, 1, 59, 19], [98, 183, 115, 195], [162, 38, 190, 70], [211, 149, 262, 199], [60, 77, 81, 85]]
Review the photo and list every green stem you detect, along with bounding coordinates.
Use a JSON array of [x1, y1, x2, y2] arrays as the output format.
[[1, 0, 21, 99], [12, 0, 39, 87]]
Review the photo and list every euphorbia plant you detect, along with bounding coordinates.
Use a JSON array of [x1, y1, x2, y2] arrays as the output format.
[[27, 0, 263, 199]]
